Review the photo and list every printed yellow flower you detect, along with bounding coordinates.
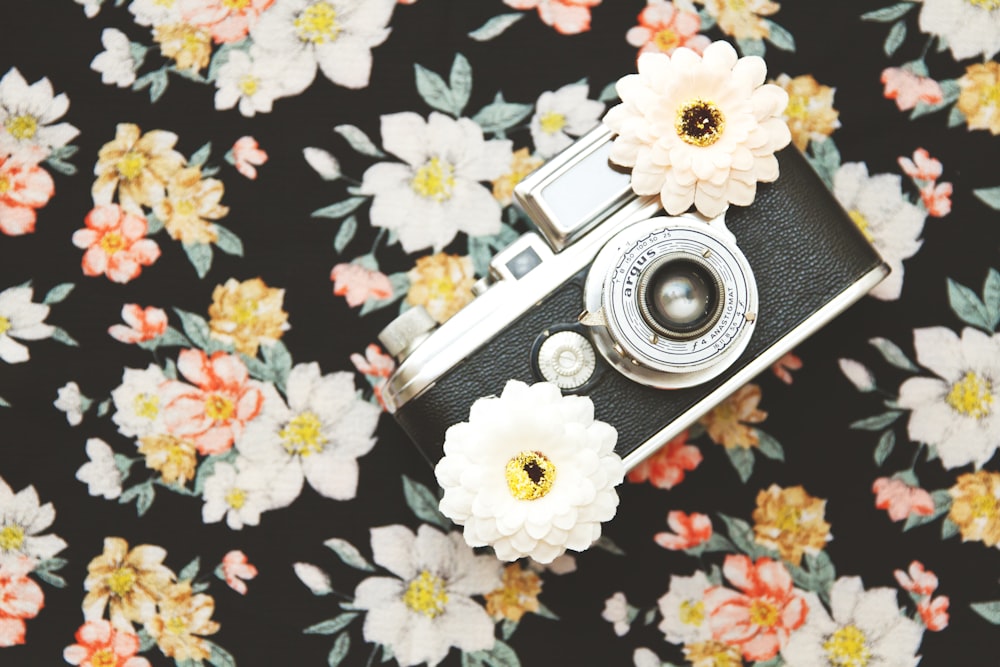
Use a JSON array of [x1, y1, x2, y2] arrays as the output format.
[[83, 537, 175, 628], [144, 581, 220, 661], [492, 148, 543, 206], [92, 123, 185, 214], [484, 563, 542, 621], [208, 277, 289, 356], [406, 253, 476, 324], [752, 484, 831, 565], [948, 470, 1000, 547], [684, 639, 743, 667], [154, 23, 212, 71], [699, 383, 766, 449], [138, 434, 198, 486], [772, 74, 840, 150], [154, 166, 228, 244], [957, 61, 1000, 136], [695, 0, 779, 40]]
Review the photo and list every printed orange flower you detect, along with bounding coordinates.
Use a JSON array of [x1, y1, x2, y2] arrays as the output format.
[[699, 383, 767, 449], [154, 166, 228, 245], [881, 67, 943, 112], [695, 0, 779, 40], [0, 154, 54, 236], [207, 277, 289, 356], [108, 304, 167, 344], [683, 640, 743, 667], [405, 253, 476, 324], [82, 537, 174, 628], [492, 147, 543, 206], [154, 23, 212, 71], [627, 430, 702, 490], [703, 555, 808, 662], [0, 556, 44, 648], [752, 485, 831, 566], [231, 136, 268, 180], [144, 582, 219, 661], [894, 560, 937, 596], [503, 0, 601, 35], [162, 349, 265, 455], [220, 550, 257, 595], [770, 352, 802, 384], [138, 434, 198, 486], [920, 182, 952, 217], [772, 74, 840, 151], [918, 596, 949, 632], [179, 0, 274, 43], [872, 477, 935, 522], [948, 470, 1000, 547], [331, 263, 393, 307], [957, 61, 1000, 135], [626, 1, 709, 57], [898, 148, 943, 182], [654, 511, 712, 550], [484, 563, 542, 621], [72, 205, 161, 284], [63, 619, 151, 667], [350, 343, 395, 379], [92, 123, 185, 213]]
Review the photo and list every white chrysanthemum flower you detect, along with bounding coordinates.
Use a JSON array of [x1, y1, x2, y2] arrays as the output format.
[[0, 67, 79, 162], [250, 0, 397, 92], [76, 438, 123, 500], [214, 49, 310, 117], [897, 327, 1000, 469], [435, 380, 624, 563], [832, 162, 925, 301], [530, 83, 605, 158], [0, 286, 54, 364], [0, 475, 68, 568], [91, 28, 138, 88], [236, 363, 381, 504], [111, 364, 168, 438], [360, 112, 512, 253], [353, 524, 502, 667], [657, 570, 712, 645], [602, 40, 790, 218], [201, 459, 276, 529], [918, 0, 1000, 61], [128, 0, 181, 26], [781, 577, 923, 667], [54, 381, 87, 426]]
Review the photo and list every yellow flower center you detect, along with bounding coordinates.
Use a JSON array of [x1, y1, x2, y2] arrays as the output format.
[[505, 450, 556, 500], [204, 394, 235, 421], [280, 411, 327, 457], [823, 625, 872, 667], [428, 277, 456, 300], [232, 298, 258, 325], [653, 28, 680, 52], [965, 0, 1000, 9], [91, 649, 117, 667], [675, 100, 726, 147], [848, 210, 875, 243], [678, 599, 705, 626], [6, 114, 38, 140], [946, 371, 994, 419], [0, 525, 25, 551], [403, 570, 449, 618], [175, 198, 197, 217], [226, 488, 247, 509], [100, 232, 126, 255], [411, 157, 456, 202], [295, 2, 341, 44], [971, 493, 1000, 519], [167, 615, 189, 635], [775, 505, 802, 532], [785, 94, 808, 120], [108, 567, 137, 597], [117, 151, 147, 181], [0, 316, 11, 335], [239, 75, 259, 97], [0, 175, 9, 194], [726, 0, 748, 9], [154, 0, 174, 6], [749, 599, 779, 627], [538, 111, 567, 135], [223, 0, 251, 8], [133, 393, 160, 420]]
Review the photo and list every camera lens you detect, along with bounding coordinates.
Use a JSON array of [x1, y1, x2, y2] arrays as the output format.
[[638, 255, 723, 339]]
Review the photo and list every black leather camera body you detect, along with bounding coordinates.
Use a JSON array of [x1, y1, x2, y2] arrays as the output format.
[[377, 126, 887, 468]]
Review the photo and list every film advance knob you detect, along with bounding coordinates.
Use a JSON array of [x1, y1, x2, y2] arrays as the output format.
[[377, 306, 437, 360], [536, 331, 597, 390]]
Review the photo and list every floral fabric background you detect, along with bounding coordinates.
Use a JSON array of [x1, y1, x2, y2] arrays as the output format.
[[1, 0, 999, 665]]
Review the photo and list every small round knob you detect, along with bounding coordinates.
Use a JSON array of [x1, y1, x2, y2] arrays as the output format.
[[536, 331, 597, 390]]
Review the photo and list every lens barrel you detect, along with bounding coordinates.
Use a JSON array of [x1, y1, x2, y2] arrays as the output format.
[[637, 255, 724, 339]]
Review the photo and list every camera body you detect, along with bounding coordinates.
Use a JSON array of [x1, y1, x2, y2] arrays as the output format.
[[378, 126, 887, 469]]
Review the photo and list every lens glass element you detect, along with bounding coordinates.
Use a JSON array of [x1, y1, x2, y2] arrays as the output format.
[[641, 258, 720, 337]]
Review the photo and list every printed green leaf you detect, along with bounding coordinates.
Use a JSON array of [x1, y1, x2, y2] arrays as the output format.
[[323, 538, 376, 572], [874, 429, 896, 466], [449, 53, 473, 117], [402, 475, 450, 530], [868, 337, 920, 371], [174, 308, 212, 349], [725, 445, 754, 482], [902, 489, 951, 531], [0, 395, 9, 408], [468, 13, 524, 41], [861, 2, 916, 22], [204, 640, 236, 667], [129, 41, 149, 69], [910, 79, 960, 119], [262, 340, 292, 390], [333, 124, 385, 158], [598, 81, 618, 103], [884, 20, 906, 57], [119, 480, 155, 516], [500, 618, 518, 640], [207, 38, 250, 82], [183, 242, 213, 278], [42, 283, 74, 304], [213, 224, 244, 256], [472, 95, 533, 134], [849, 411, 903, 430], [984, 268, 1000, 329], [717, 514, 757, 557], [358, 273, 408, 316], [736, 37, 765, 57], [303, 612, 359, 635], [947, 278, 992, 330], [970, 601, 1000, 624], [312, 197, 368, 220], [193, 451, 238, 495], [941, 517, 959, 540], [593, 535, 626, 556], [33, 568, 67, 588], [753, 429, 785, 462], [44, 155, 77, 176], [189, 142, 212, 167], [415, 63, 458, 116], [50, 327, 79, 347], [763, 20, 795, 51], [696, 532, 737, 554], [133, 67, 169, 103], [334, 216, 358, 254], [178, 557, 200, 582], [145, 211, 164, 234], [470, 639, 521, 667], [327, 632, 351, 667], [947, 105, 965, 128], [805, 137, 841, 188], [974, 186, 1000, 211]]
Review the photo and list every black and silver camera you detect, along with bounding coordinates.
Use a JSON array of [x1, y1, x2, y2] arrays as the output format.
[[377, 125, 887, 469]]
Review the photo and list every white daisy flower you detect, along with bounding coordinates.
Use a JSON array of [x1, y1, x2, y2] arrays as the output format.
[[918, 0, 1000, 62], [214, 49, 308, 117], [76, 438, 123, 500], [360, 111, 512, 253], [0, 475, 68, 568], [0, 68, 79, 162], [602, 591, 633, 636], [897, 327, 1000, 469], [657, 570, 712, 645], [74, 0, 103, 18], [832, 162, 925, 301], [236, 363, 381, 504], [250, 0, 397, 92], [0, 286, 54, 364], [353, 524, 502, 667], [435, 380, 624, 564], [201, 459, 276, 529], [110, 364, 168, 438], [128, 0, 181, 27], [530, 83, 605, 158], [54, 381, 88, 426], [91, 28, 138, 88], [781, 577, 923, 667], [602, 40, 790, 218]]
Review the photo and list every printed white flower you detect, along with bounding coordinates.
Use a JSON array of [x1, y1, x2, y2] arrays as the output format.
[[110, 365, 167, 438], [657, 570, 712, 645], [293, 562, 333, 595], [76, 438, 123, 500], [201, 459, 277, 529], [250, 0, 397, 92], [0, 68, 79, 162], [0, 286, 54, 364], [128, 0, 181, 26], [530, 83, 605, 158], [781, 577, 923, 667], [214, 49, 309, 117], [91, 28, 138, 88], [353, 525, 502, 667], [0, 475, 67, 568], [633, 648, 663, 667], [602, 591, 633, 636], [837, 358, 875, 393], [918, 0, 1000, 62], [236, 363, 381, 504], [435, 380, 624, 563], [74, 0, 102, 18], [360, 111, 513, 253], [603, 40, 790, 218], [832, 162, 925, 301], [897, 327, 1000, 469], [54, 381, 88, 426]]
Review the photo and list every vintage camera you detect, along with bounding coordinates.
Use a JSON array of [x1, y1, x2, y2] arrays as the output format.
[[377, 125, 887, 469]]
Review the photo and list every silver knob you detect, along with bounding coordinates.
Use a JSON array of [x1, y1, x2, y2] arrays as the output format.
[[536, 331, 597, 390], [377, 306, 437, 360]]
